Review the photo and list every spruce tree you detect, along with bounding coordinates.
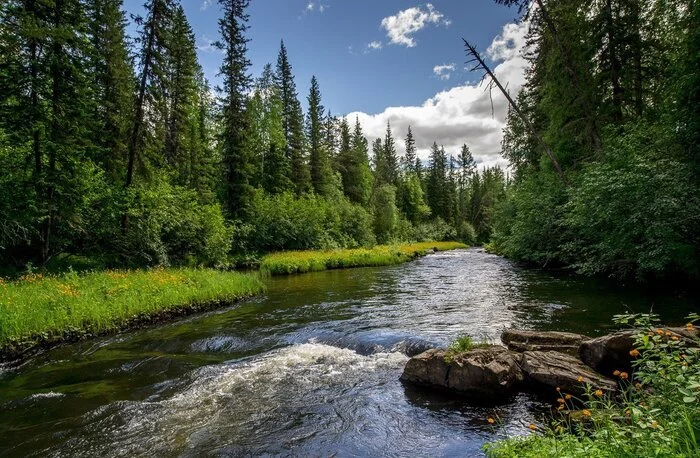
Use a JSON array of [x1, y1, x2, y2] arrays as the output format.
[[217, 0, 253, 219], [427, 142, 448, 221], [86, 0, 134, 183], [275, 41, 309, 194], [126, 0, 175, 189], [164, 5, 201, 174], [338, 117, 371, 205], [403, 126, 417, 174], [306, 76, 332, 195]]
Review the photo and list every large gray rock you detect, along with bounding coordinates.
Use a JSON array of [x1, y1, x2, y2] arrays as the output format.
[[501, 329, 588, 356], [579, 331, 635, 376], [580, 327, 698, 376], [401, 346, 524, 397], [520, 350, 617, 395]]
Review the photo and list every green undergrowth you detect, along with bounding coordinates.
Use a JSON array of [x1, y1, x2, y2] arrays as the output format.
[[444, 335, 492, 363], [0, 268, 264, 357], [259, 241, 467, 275], [484, 313, 700, 458]]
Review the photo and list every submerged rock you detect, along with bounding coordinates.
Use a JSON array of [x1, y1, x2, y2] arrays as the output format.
[[400, 346, 524, 397], [501, 329, 588, 356], [519, 350, 617, 395]]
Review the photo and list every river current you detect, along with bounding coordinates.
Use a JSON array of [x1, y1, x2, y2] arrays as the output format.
[[0, 249, 695, 457]]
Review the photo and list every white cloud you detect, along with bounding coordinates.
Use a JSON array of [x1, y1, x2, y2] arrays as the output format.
[[433, 63, 455, 80], [306, 2, 314, 11], [380, 3, 451, 47], [200, 0, 213, 11], [366, 41, 383, 51], [347, 21, 530, 169]]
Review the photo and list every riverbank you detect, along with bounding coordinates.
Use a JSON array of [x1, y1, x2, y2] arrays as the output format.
[[482, 315, 700, 457], [0, 268, 264, 362], [259, 241, 468, 275]]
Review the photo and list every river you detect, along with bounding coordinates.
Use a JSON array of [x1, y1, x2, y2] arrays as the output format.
[[0, 249, 696, 457]]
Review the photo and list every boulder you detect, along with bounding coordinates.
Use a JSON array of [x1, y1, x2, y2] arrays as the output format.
[[580, 327, 698, 376], [579, 331, 636, 376], [501, 329, 588, 356], [401, 346, 524, 397], [519, 350, 617, 395]]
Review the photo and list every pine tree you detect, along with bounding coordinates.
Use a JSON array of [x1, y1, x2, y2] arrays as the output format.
[[374, 122, 398, 187], [217, 0, 253, 219], [244, 63, 290, 194], [338, 117, 371, 205], [427, 142, 448, 221], [403, 126, 417, 174], [125, 0, 175, 190], [306, 76, 332, 195], [275, 41, 309, 194], [164, 5, 201, 174], [457, 143, 476, 223], [86, 0, 134, 183]]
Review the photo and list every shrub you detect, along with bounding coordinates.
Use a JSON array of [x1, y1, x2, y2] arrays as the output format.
[[414, 217, 457, 242], [233, 192, 375, 254]]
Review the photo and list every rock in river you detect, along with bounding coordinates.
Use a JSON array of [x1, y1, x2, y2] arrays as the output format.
[[519, 350, 617, 395], [400, 346, 524, 397], [501, 329, 588, 356]]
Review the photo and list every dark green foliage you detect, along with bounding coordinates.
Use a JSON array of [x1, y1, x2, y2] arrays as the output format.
[[306, 76, 333, 195], [491, 0, 699, 281], [338, 117, 371, 205], [372, 184, 399, 243], [374, 122, 399, 187], [426, 142, 449, 222], [233, 192, 375, 254], [217, 0, 253, 219], [275, 41, 310, 195]]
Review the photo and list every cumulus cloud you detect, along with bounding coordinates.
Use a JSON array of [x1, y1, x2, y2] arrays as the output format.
[[433, 63, 455, 80], [200, 0, 213, 11], [347, 21, 530, 169], [380, 3, 451, 47]]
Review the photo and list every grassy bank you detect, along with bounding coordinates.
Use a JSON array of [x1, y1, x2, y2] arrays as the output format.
[[0, 268, 264, 361], [259, 241, 468, 275], [484, 314, 700, 458]]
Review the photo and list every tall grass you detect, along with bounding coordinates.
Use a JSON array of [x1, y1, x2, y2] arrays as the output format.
[[259, 241, 468, 275], [0, 268, 264, 354]]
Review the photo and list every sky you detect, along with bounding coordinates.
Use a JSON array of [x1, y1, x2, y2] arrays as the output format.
[[123, 0, 530, 168]]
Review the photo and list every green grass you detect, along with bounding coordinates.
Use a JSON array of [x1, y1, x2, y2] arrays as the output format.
[[0, 268, 264, 355], [484, 314, 700, 458], [259, 241, 468, 275]]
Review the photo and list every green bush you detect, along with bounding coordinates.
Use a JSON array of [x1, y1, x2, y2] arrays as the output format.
[[116, 181, 232, 267], [413, 217, 457, 242], [233, 192, 375, 254]]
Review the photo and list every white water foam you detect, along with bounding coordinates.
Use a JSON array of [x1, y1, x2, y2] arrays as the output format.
[[57, 344, 408, 457]]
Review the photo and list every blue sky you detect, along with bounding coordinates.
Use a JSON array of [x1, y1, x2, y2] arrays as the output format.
[[123, 0, 530, 166]]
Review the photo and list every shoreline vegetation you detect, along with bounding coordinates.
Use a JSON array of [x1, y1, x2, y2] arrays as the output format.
[[0, 268, 264, 363], [483, 314, 700, 457], [0, 242, 466, 362], [260, 241, 468, 275]]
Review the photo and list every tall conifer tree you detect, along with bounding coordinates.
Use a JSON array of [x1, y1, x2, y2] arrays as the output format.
[[217, 0, 253, 218]]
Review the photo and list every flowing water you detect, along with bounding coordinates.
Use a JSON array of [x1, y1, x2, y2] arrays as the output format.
[[0, 249, 696, 457]]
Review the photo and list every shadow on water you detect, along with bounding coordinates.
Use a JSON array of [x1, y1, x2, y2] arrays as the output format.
[[0, 248, 696, 457]]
